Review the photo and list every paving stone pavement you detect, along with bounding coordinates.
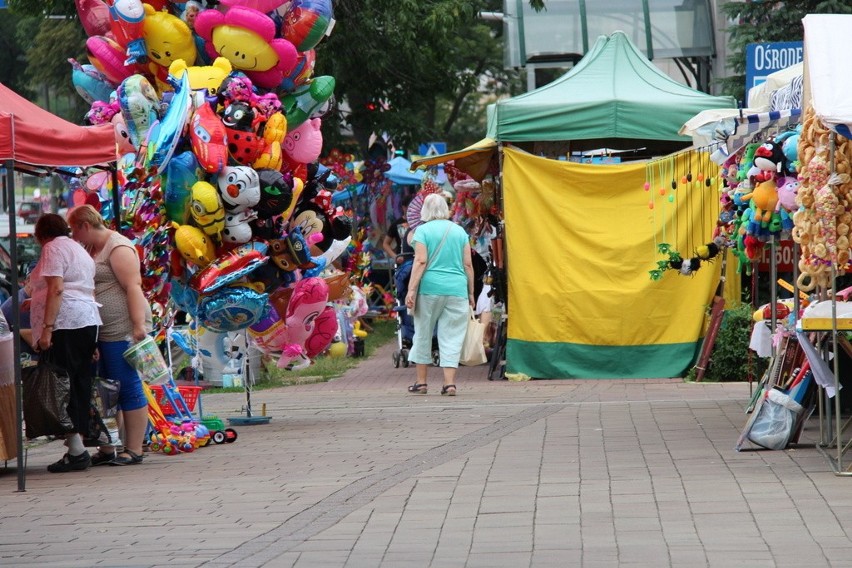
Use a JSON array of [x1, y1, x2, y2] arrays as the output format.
[[2, 341, 852, 567]]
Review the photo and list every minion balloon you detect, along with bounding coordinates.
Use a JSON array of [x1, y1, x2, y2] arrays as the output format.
[[190, 180, 226, 235]]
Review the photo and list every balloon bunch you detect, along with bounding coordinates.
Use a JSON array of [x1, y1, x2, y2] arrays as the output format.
[[71, 0, 350, 369]]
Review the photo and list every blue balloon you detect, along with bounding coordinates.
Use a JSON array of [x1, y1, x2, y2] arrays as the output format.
[[197, 287, 268, 332]]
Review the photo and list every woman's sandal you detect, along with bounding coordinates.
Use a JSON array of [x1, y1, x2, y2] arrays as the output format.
[[109, 449, 144, 466], [407, 383, 428, 394], [441, 384, 457, 396]]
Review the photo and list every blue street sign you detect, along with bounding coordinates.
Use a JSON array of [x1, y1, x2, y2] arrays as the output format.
[[0, 0, 7, 8], [418, 142, 447, 157], [745, 41, 803, 92]]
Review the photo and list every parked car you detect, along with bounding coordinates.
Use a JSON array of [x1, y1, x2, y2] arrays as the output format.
[[0, 233, 40, 281], [16, 201, 42, 225]]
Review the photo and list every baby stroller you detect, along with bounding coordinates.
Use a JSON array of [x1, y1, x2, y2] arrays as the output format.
[[391, 259, 415, 368], [391, 261, 439, 368], [392, 302, 411, 368]]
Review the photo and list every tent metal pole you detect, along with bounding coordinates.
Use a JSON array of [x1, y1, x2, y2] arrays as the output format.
[[5, 159, 25, 492], [770, 235, 777, 359], [111, 166, 120, 231]]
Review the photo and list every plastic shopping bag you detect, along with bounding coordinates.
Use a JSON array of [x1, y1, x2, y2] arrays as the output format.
[[746, 389, 803, 450], [22, 360, 73, 439]]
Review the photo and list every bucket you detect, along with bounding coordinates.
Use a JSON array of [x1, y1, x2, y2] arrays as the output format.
[[123, 336, 170, 385]]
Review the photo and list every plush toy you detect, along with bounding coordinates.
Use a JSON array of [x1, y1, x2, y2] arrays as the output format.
[[189, 103, 229, 173], [194, 6, 298, 89], [169, 57, 232, 95], [107, 0, 147, 65], [172, 222, 217, 266], [190, 180, 226, 235], [117, 74, 160, 149], [217, 166, 261, 213], [142, 3, 197, 92], [753, 140, 786, 175], [740, 176, 779, 224], [776, 176, 801, 213], [737, 143, 759, 183], [281, 75, 334, 129]]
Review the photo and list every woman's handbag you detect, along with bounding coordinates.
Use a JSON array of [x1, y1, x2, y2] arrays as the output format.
[[22, 357, 74, 439], [459, 309, 488, 366]]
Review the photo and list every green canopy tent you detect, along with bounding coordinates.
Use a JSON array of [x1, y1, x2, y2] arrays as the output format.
[[486, 31, 736, 155]]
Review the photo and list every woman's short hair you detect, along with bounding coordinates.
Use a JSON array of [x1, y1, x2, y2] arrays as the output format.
[[420, 193, 450, 222], [35, 213, 72, 241], [67, 204, 106, 230]]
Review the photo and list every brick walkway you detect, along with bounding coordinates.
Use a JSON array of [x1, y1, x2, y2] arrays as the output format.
[[1, 341, 850, 567]]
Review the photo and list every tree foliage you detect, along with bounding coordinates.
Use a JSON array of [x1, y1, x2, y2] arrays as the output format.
[[316, 0, 522, 155], [720, 0, 852, 103]]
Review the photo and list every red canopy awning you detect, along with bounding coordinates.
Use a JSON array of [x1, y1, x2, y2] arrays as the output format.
[[0, 82, 116, 168]]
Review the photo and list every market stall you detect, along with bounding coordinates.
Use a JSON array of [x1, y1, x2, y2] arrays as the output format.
[[416, 31, 737, 379], [0, 81, 116, 490]]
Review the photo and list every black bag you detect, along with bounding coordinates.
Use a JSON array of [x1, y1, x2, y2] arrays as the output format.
[[22, 359, 73, 439], [84, 378, 121, 447]]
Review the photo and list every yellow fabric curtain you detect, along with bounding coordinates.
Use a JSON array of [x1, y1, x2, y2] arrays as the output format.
[[502, 147, 724, 378]]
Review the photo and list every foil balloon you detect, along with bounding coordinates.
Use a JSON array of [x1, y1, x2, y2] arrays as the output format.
[[146, 73, 192, 173], [282, 0, 334, 52], [85, 100, 120, 125], [220, 0, 285, 12], [217, 166, 261, 213], [172, 222, 217, 267], [169, 57, 232, 95], [142, 3, 198, 92], [194, 6, 298, 89], [281, 75, 334, 130], [304, 305, 336, 358], [198, 287, 268, 332], [112, 112, 136, 155], [190, 241, 268, 293], [222, 209, 258, 244], [76, 0, 111, 37], [282, 117, 323, 165], [278, 49, 315, 92], [117, 74, 160, 149], [255, 168, 295, 219], [69, 59, 115, 104], [169, 276, 199, 317], [86, 35, 137, 86], [276, 276, 329, 369], [107, 0, 147, 64], [247, 304, 288, 353], [163, 151, 200, 224], [189, 103, 228, 173], [190, 180, 225, 236]]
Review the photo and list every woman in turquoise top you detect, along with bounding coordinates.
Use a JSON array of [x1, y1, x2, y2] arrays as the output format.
[[404, 193, 475, 395]]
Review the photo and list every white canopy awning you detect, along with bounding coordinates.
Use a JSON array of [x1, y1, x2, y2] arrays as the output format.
[[803, 14, 852, 137]]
